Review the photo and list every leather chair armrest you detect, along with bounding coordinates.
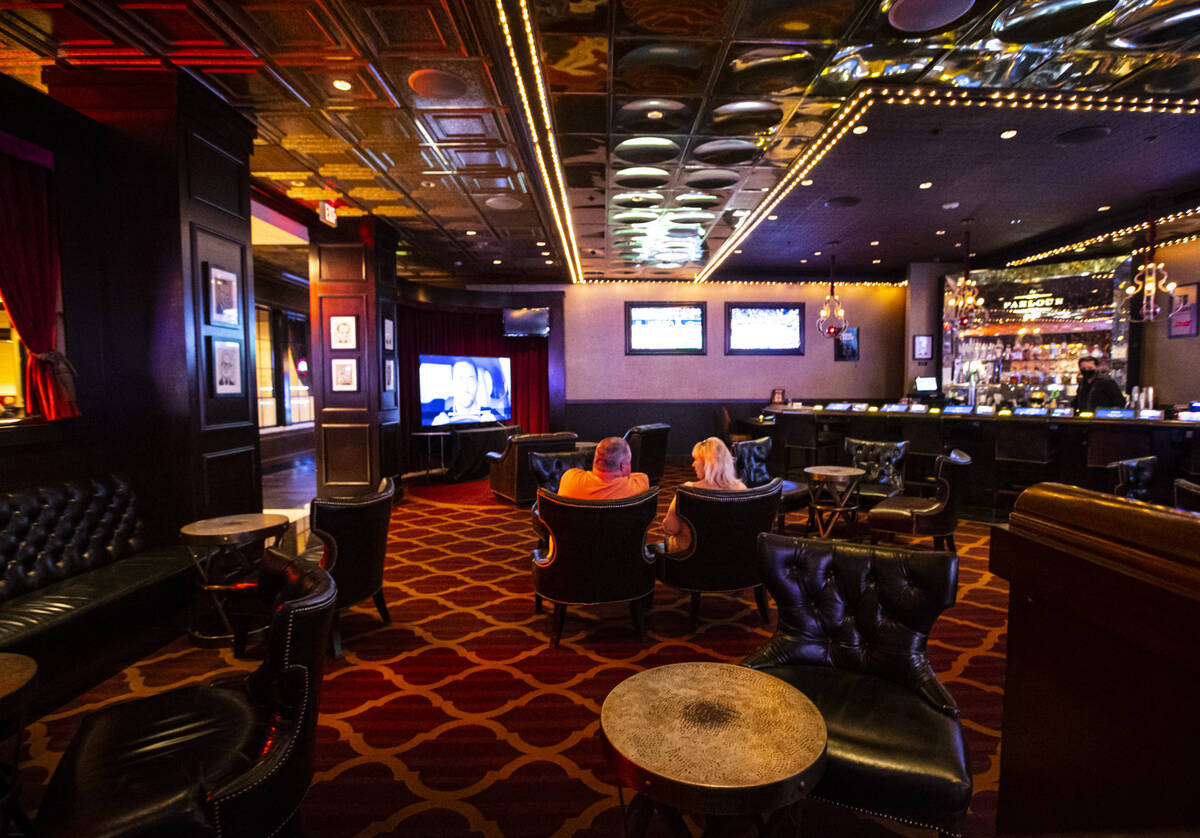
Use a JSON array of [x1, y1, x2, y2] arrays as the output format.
[[647, 540, 670, 559], [485, 451, 504, 462]]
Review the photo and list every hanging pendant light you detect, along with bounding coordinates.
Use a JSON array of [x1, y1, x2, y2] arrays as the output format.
[[944, 221, 985, 334], [1124, 215, 1181, 323], [816, 250, 848, 338]]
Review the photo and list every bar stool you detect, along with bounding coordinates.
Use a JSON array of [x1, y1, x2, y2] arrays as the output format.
[[773, 411, 837, 479], [1111, 455, 1156, 501], [902, 415, 945, 485], [993, 421, 1055, 520], [1085, 427, 1149, 493]]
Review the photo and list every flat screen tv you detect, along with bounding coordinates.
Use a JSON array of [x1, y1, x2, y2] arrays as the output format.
[[418, 354, 511, 426], [625, 302, 706, 355], [724, 303, 805, 355], [503, 306, 550, 337]]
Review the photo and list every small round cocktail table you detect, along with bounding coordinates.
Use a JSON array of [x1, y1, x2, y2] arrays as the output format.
[[804, 465, 866, 538], [180, 513, 290, 651], [0, 653, 37, 836], [601, 661, 827, 837]]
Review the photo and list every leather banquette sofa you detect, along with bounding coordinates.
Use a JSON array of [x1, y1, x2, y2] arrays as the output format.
[[0, 474, 193, 708]]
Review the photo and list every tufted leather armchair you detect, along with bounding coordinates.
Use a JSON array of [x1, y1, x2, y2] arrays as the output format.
[[487, 432, 580, 504], [37, 550, 337, 838], [532, 487, 658, 646], [1110, 455, 1156, 501], [844, 437, 909, 509], [731, 437, 810, 532], [529, 449, 595, 495], [743, 534, 971, 837], [1175, 477, 1200, 512], [868, 450, 972, 551], [301, 477, 395, 657], [652, 479, 782, 630], [623, 423, 670, 486]]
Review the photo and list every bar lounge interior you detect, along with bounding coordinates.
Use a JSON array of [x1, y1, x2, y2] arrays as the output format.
[[2, 0, 1200, 836]]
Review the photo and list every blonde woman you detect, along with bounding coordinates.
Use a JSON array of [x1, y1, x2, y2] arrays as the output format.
[[662, 437, 747, 553]]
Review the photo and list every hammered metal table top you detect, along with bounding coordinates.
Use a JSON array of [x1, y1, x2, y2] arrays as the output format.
[[803, 466, 866, 482], [601, 662, 826, 792], [179, 513, 290, 546]]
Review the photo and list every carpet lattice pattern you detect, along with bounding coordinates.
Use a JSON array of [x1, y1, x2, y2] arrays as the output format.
[[19, 467, 1005, 837]]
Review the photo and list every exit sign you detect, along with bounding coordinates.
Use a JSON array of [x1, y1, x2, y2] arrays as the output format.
[[318, 201, 337, 227]]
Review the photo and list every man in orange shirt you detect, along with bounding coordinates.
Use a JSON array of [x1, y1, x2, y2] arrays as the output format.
[[556, 436, 649, 499]]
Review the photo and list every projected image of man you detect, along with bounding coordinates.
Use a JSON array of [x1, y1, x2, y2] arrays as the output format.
[[433, 358, 500, 425]]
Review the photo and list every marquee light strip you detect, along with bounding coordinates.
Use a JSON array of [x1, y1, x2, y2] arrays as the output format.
[[1130, 231, 1200, 256], [694, 85, 1200, 284], [581, 279, 908, 287], [1008, 205, 1200, 265], [494, 0, 583, 283]]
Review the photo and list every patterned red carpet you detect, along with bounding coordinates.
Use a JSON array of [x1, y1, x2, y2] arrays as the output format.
[[19, 468, 1005, 837]]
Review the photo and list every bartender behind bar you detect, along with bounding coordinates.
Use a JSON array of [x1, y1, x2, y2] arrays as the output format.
[[1072, 355, 1125, 411]]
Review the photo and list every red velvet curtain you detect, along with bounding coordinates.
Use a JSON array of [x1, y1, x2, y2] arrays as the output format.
[[0, 152, 79, 420], [396, 302, 548, 472]]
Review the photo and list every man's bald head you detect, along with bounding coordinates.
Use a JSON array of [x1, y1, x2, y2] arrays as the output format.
[[593, 436, 632, 474]]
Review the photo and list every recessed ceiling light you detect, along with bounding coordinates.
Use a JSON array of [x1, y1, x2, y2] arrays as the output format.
[[544, 260, 554, 265], [813, 250, 822, 256], [420, 180, 437, 189], [768, 215, 779, 221], [942, 201, 960, 210], [734, 249, 743, 254], [332, 79, 353, 91], [872, 258, 881, 264], [870, 240, 879, 246], [800, 179, 813, 186], [1098, 205, 1111, 212], [955, 242, 962, 247], [540, 251, 550, 256], [492, 259, 502, 264], [800, 259, 808, 263], [1000, 129, 1018, 139], [646, 110, 664, 120], [936, 229, 946, 236], [919, 181, 933, 190], [466, 230, 477, 236], [1010, 218, 1022, 224], [852, 125, 869, 135], [536, 241, 547, 246]]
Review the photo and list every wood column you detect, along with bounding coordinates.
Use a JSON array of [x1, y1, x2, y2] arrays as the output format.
[[309, 217, 399, 497]]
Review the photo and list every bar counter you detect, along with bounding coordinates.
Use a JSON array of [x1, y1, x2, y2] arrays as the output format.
[[749, 405, 1200, 509]]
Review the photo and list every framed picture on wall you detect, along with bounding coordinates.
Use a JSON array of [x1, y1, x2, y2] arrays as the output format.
[[383, 317, 395, 351], [834, 327, 859, 362], [207, 265, 239, 326], [212, 338, 242, 395], [331, 358, 358, 392], [913, 333, 934, 360], [330, 316, 357, 350], [1169, 284, 1198, 338], [384, 358, 395, 392]]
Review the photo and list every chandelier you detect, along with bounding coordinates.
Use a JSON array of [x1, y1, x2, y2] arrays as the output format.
[[944, 224, 985, 334], [816, 251, 847, 338], [1124, 216, 1182, 323]]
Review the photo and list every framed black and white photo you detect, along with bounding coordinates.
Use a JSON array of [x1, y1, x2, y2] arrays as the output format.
[[330, 316, 357, 350], [212, 338, 242, 395], [331, 358, 358, 392], [834, 327, 859, 362], [384, 358, 395, 392], [913, 333, 934, 360], [208, 265, 239, 326], [1169, 284, 1198, 339], [383, 317, 395, 351]]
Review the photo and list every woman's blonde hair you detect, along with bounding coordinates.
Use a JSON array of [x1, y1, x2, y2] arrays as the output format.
[[692, 437, 740, 488]]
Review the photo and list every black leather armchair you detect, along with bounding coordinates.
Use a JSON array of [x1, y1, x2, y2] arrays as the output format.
[[1175, 477, 1200, 512], [532, 487, 658, 646], [624, 423, 670, 486], [653, 479, 781, 630], [36, 551, 337, 838], [844, 437, 908, 509], [868, 450, 972, 551], [743, 534, 971, 837], [732, 436, 810, 532], [304, 476, 395, 657], [487, 431, 580, 504], [1111, 455, 1156, 501], [529, 449, 595, 494]]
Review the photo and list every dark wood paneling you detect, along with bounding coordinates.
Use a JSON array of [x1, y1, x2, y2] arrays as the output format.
[[380, 419, 400, 480], [319, 244, 366, 281], [321, 423, 373, 486], [260, 425, 315, 470], [187, 131, 246, 218], [199, 445, 260, 516]]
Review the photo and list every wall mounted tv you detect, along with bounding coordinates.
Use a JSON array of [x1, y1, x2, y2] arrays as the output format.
[[503, 306, 550, 337], [625, 302, 706, 355], [724, 303, 805, 355], [418, 354, 512, 426]]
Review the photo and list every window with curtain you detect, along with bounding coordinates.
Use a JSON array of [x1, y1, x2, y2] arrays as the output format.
[[255, 304, 311, 428]]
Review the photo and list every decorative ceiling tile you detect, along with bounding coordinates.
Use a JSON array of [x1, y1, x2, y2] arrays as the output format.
[[344, 0, 466, 57], [425, 110, 502, 141], [542, 34, 609, 93], [318, 163, 380, 180]]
